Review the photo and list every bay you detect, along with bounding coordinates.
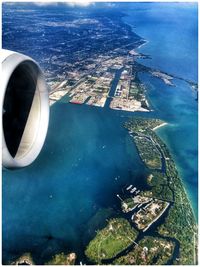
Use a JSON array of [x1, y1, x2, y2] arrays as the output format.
[[2, 2, 198, 264]]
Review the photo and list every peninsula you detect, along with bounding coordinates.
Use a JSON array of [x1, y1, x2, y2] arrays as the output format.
[[124, 118, 197, 264], [85, 118, 197, 265], [85, 218, 138, 264]]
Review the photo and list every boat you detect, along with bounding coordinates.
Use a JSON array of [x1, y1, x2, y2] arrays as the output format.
[[130, 187, 136, 193], [126, 185, 133, 190]]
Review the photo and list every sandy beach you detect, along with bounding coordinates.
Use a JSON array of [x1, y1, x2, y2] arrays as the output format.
[[153, 122, 168, 131]]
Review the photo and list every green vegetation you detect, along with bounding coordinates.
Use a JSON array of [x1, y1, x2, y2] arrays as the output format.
[[147, 172, 166, 187], [125, 118, 164, 132], [85, 218, 138, 264], [147, 172, 174, 202], [85, 118, 196, 266], [114, 236, 175, 265], [122, 198, 138, 213], [46, 252, 76, 265], [124, 118, 197, 264], [134, 136, 162, 169], [125, 118, 164, 170], [157, 156, 197, 264]]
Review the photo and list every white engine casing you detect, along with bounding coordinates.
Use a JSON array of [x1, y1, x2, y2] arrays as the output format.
[[1, 49, 49, 168]]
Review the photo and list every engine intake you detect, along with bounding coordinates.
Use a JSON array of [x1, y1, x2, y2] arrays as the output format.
[[1, 50, 49, 168]]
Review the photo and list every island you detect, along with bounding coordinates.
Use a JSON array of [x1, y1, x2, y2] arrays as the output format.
[[85, 218, 138, 264], [124, 118, 197, 264], [11, 253, 34, 265], [45, 252, 76, 265], [85, 118, 197, 265]]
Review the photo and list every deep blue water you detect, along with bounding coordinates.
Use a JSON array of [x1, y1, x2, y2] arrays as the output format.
[[2, 2, 198, 264], [3, 104, 149, 263], [124, 2, 198, 81]]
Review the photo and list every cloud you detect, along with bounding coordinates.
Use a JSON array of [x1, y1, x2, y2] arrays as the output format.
[[104, 3, 116, 8], [65, 1, 94, 7], [33, 1, 94, 7], [33, 2, 58, 6]]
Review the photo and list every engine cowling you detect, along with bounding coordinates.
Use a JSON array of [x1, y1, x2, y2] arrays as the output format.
[[1, 49, 49, 169]]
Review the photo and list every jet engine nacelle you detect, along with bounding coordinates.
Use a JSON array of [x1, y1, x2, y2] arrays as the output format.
[[1, 49, 49, 169]]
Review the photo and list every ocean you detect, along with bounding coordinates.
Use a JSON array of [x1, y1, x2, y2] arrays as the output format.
[[123, 2, 198, 216], [2, 2, 198, 264]]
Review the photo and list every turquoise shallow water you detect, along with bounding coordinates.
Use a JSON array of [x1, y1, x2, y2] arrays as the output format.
[[2, 2, 198, 264], [123, 2, 198, 216], [141, 75, 198, 216]]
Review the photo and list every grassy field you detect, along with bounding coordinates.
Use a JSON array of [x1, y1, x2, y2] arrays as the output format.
[[85, 218, 138, 263]]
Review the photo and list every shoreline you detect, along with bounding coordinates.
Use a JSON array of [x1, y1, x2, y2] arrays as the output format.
[[137, 39, 149, 50], [152, 122, 168, 131], [143, 202, 170, 232], [122, 11, 197, 219], [155, 124, 198, 221], [124, 118, 197, 264]]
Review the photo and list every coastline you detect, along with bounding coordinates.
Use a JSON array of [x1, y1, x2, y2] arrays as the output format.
[[2, 4, 198, 265], [156, 126, 198, 221], [124, 118, 197, 264], [152, 122, 168, 131], [136, 39, 149, 50], [122, 12, 198, 219]]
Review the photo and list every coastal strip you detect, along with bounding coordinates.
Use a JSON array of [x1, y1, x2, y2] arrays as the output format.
[[152, 122, 168, 131], [84, 118, 197, 265], [124, 118, 197, 265]]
